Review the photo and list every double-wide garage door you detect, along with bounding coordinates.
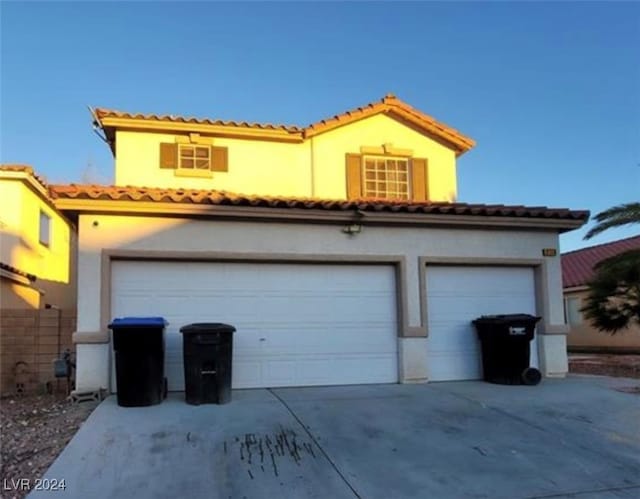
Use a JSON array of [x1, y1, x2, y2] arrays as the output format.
[[111, 261, 399, 390]]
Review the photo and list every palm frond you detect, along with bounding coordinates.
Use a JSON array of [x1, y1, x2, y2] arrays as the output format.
[[584, 202, 640, 240]]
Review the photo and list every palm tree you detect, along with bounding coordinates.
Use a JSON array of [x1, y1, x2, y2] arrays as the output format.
[[581, 202, 640, 334], [584, 202, 640, 240]]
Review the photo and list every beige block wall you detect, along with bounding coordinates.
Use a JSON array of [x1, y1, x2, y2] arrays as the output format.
[[566, 289, 640, 352], [0, 308, 76, 395]]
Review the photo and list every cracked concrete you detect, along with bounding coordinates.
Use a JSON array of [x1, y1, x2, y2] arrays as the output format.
[[30, 376, 640, 499]]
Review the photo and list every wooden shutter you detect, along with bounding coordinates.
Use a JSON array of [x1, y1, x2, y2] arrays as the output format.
[[210, 146, 228, 172], [411, 158, 428, 202], [159, 143, 177, 169], [345, 153, 362, 200]]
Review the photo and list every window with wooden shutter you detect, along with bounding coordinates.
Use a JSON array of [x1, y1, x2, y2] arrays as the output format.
[[411, 158, 428, 202], [210, 146, 228, 172], [159, 143, 178, 169], [348, 153, 429, 201], [345, 153, 362, 200]]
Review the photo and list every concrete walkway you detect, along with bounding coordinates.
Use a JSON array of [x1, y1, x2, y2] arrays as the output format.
[[31, 376, 640, 498]]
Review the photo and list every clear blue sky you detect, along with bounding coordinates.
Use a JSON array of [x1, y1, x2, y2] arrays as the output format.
[[1, 1, 638, 252]]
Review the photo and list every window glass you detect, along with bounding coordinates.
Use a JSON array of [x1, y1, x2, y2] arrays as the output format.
[[39, 211, 51, 246]]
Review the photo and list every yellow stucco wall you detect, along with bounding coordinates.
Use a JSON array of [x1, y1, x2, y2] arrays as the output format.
[[0, 179, 75, 309], [115, 131, 311, 196], [565, 289, 640, 351], [113, 114, 458, 201], [311, 114, 457, 201]]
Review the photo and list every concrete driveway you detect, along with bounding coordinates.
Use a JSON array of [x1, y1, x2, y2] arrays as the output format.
[[31, 376, 639, 499]]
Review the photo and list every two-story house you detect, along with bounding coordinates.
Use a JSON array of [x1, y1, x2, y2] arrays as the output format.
[[0, 165, 75, 310], [49, 94, 588, 394]]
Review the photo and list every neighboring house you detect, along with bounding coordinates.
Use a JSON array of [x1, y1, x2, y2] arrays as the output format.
[[0, 165, 76, 310], [562, 235, 640, 353], [0, 165, 77, 394], [47, 94, 588, 393]]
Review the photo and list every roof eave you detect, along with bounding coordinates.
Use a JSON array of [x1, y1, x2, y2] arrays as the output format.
[[51, 197, 587, 232], [97, 116, 304, 143]]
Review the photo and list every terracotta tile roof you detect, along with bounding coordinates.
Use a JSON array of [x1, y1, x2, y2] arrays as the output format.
[[0, 164, 48, 189], [94, 108, 303, 133], [305, 94, 475, 154], [0, 262, 36, 282], [94, 94, 475, 155], [49, 184, 589, 222], [562, 235, 640, 288]]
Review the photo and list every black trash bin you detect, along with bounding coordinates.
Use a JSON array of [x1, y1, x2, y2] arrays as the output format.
[[180, 323, 235, 405], [108, 317, 168, 407], [472, 314, 542, 386]]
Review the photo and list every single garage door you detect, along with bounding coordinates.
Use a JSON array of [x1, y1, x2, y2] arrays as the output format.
[[426, 266, 539, 381], [111, 261, 398, 390]]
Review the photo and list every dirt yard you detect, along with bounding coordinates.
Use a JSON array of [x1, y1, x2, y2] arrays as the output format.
[[0, 394, 98, 499], [568, 353, 640, 380]]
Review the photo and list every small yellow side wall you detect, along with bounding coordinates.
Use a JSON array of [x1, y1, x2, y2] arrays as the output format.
[[0, 179, 75, 309], [114, 114, 458, 201], [565, 289, 640, 352]]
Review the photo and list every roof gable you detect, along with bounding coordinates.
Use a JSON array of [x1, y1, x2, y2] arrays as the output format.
[[94, 94, 475, 156]]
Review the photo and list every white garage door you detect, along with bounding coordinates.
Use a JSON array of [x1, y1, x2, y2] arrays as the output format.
[[426, 266, 539, 381], [111, 261, 398, 390]]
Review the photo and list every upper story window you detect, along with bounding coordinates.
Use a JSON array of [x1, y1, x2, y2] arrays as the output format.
[[346, 150, 427, 202], [363, 156, 410, 200], [179, 144, 211, 170], [39, 210, 51, 247], [159, 141, 228, 173]]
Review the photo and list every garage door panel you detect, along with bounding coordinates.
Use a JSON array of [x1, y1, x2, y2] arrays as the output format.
[[427, 266, 538, 381], [111, 261, 398, 389]]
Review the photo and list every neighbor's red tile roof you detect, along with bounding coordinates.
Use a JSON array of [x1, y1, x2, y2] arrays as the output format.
[[94, 94, 475, 155], [562, 235, 640, 288], [48, 184, 589, 221]]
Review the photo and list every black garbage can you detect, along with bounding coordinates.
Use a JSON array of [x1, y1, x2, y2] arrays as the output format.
[[108, 317, 168, 407], [472, 314, 542, 385], [180, 323, 235, 405]]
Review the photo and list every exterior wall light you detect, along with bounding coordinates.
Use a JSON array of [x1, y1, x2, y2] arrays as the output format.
[[342, 224, 362, 235]]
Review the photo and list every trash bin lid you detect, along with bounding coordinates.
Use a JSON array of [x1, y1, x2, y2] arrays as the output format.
[[108, 317, 169, 329], [472, 314, 541, 325], [180, 323, 236, 335]]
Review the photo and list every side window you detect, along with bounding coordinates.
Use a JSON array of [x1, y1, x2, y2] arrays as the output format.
[[39, 210, 51, 247], [564, 297, 582, 326]]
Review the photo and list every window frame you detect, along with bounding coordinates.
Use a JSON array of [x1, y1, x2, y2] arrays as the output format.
[[361, 155, 412, 200], [178, 143, 211, 170], [39, 210, 51, 247]]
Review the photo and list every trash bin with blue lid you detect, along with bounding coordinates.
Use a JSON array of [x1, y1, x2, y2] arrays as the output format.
[[472, 314, 542, 385], [108, 317, 168, 407]]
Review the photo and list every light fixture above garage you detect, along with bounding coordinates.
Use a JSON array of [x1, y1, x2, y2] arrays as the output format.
[[342, 223, 362, 235]]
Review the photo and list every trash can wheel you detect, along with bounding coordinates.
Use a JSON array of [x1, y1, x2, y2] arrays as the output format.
[[521, 367, 542, 386]]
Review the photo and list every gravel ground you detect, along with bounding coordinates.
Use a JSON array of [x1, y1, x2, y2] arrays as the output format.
[[0, 394, 98, 499]]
